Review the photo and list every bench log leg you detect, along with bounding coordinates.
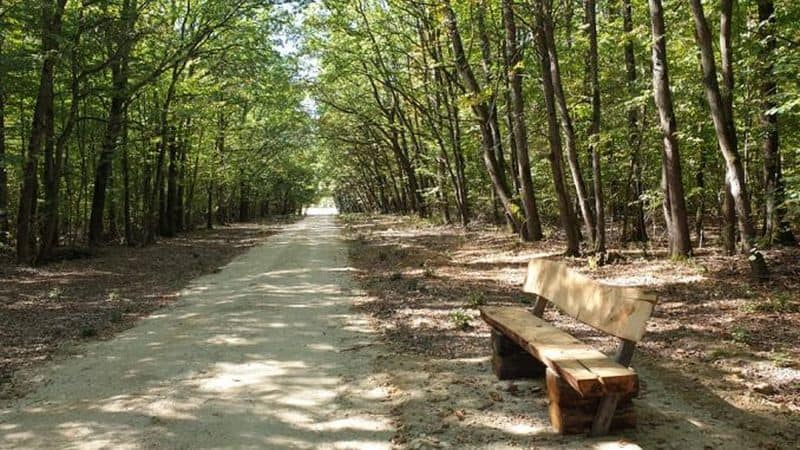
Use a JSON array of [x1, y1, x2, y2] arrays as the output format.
[[490, 329, 545, 380], [546, 369, 636, 435]]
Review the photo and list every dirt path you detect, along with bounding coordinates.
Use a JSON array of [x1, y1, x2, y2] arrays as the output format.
[[0, 216, 393, 449]]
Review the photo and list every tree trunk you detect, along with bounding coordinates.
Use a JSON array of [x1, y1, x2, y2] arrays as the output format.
[[539, 1, 596, 244], [475, 2, 511, 208], [88, 0, 136, 246], [719, 0, 737, 254], [536, 13, 581, 256], [436, 31, 470, 225], [695, 147, 707, 247], [757, 0, 795, 246], [39, 23, 82, 261], [502, 0, 543, 241], [147, 64, 182, 243], [164, 130, 178, 237], [176, 129, 188, 232], [689, 0, 767, 277], [89, 92, 125, 246], [621, 0, 647, 242], [238, 178, 249, 222], [17, 0, 68, 264], [585, 0, 606, 256], [0, 4, 8, 246], [647, 0, 692, 257], [122, 115, 133, 246], [206, 181, 213, 230], [186, 154, 200, 229], [441, 0, 521, 232]]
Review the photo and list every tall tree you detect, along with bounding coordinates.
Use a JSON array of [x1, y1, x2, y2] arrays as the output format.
[[757, 0, 796, 246], [502, 0, 542, 241], [536, 9, 581, 256], [441, 0, 522, 232], [647, 0, 692, 257], [584, 0, 605, 256], [88, 0, 137, 246], [538, 0, 596, 245], [0, 0, 8, 246], [620, 0, 647, 243], [16, 0, 69, 264], [688, 0, 768, 277], [719, 0, 737, 254]]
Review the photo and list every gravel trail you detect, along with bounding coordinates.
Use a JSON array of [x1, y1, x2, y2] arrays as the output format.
[[0, 215, 393, 450]]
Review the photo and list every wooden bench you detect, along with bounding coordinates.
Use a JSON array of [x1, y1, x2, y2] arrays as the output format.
[[479, 258, 656, 436]]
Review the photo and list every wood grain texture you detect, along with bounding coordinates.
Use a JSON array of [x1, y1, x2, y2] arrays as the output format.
[[480, 306, 638, 397], [522, 258, 656, 342], [547, 369, 637, 435]]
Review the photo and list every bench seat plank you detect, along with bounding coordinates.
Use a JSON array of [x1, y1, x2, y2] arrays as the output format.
[[480, 306, 637, 397]]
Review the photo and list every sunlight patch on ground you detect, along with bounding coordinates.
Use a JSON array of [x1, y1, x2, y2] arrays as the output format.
[[305, 206, 339, 216], [594, 441, 642, 450]]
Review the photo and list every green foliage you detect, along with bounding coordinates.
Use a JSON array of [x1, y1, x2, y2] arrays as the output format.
[[0, 0, 321, 254], [449, 309, 472, 331], [466, 291, 486, 308], [731, 326, 751, 344], [741, 293, 799, 314]]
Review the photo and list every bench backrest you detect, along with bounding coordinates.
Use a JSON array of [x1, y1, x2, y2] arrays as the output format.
[[522, 258, 656, 342]]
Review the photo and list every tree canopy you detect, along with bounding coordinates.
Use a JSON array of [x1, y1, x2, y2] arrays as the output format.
[[305, 0, 799, 273], [1, 0, 798, 270]]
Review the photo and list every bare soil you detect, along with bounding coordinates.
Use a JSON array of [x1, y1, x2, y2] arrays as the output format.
[[342, 214, 800, 449], [1, 215, 392, 449], [0, 220, 290, 400]]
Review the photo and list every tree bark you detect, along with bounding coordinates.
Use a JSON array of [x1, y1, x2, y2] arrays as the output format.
[[441, 0, 521, 232], [38, 16, 83, 262], [17, 0, 68, 264], [88, 0, 136, 246], [121, 110, 133, 246], [585, 0, 605, 256], [719, 0, 737, 254], [475, 1, 511, 209], [0, 1, 8, 246], [536, 12, 581, 256], [165, 129, 179, 236], [147, 63, 183, 243], [539, 0, 596, 244], [621, 0, 647, 242], [689, 0, 767, 277], [502, 0, 543, 241], [757, 0, 795, 246], [647, 0, 692, 257]]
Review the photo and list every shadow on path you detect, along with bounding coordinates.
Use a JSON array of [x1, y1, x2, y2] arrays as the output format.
[[0, 216, 393, 450]]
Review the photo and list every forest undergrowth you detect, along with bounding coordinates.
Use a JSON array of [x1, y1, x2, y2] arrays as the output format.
[[343, 214, 799, 449]]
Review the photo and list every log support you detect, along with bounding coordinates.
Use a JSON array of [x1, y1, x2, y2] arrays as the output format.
[[547, 369, 637, 435], [590, 339, 637, 435], [491, 329, 545, 380]]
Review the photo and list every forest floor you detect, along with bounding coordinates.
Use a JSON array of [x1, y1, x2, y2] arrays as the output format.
[[343, 214, 800, 449], [0, 219, 292, 400]]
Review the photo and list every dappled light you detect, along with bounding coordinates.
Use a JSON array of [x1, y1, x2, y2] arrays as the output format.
[[1, 0, 798, 446], [1, 217, 392, 449], [343, 214, 799, 448]]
